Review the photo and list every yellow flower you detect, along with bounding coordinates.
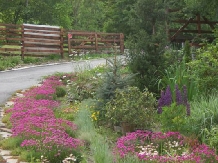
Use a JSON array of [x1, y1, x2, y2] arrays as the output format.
[[91, 112, 98, 121]]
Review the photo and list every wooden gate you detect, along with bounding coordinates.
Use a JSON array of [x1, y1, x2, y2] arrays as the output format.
[[67, 31, 124, 55], [167, 9, 218, 44], [22, 24, 63, 58]]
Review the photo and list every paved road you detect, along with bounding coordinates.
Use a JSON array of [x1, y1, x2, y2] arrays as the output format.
[[0, 58, 109, 105]]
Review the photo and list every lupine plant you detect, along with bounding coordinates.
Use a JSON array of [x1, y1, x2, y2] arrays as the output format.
[[115, 130, 218, 163], [5, 75, 84, 162], [158, 59, 197, 101], [157, 85, 191, 134]]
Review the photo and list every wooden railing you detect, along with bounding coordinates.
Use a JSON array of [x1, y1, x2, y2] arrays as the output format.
[[0, 23, 124, 59]]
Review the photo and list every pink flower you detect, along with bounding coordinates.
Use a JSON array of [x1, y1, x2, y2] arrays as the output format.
[[5, 75, 84, 159]]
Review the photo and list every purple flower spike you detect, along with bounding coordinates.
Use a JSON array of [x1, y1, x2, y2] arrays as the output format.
[[164, 85, 172, 106], [157, 86, 172, 114], [175, 85, 183, 105]]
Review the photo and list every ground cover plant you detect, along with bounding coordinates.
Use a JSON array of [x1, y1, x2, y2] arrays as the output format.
[[115, 130, 218, 162], [1, 75, 84, 163]]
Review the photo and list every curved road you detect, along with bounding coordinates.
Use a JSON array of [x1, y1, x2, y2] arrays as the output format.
[[0, 58, 110, 105]]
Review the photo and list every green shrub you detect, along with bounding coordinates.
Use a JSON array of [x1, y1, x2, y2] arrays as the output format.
[[67, 65, 106, 103], [127, 30, 168, 94], [96, 58, 136, 117], [105, 86, 156, 129], [188, 43, 218, 94], [55, 86, 67, 97], [158, 103, 189, 134], [68, 76, 99, 103]]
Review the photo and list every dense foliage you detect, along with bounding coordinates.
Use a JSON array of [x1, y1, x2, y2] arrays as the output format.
[[1, 0, 217, 32], [105, 86, 156, 128]]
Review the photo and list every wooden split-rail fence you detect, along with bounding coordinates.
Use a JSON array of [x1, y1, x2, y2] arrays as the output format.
[[0, 23, 124, 59]]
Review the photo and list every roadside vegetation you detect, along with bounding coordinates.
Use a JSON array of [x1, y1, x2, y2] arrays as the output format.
[[1, 0, 218, 162], [0, 53, 115, 71], [2, 37, 218, 162]]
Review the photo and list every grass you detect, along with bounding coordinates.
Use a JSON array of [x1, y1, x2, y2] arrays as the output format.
[[0, 54, 67, 71], [1, 112, 12, 128], [72, 53, 116, 61], [0, 56, 22, 71], [0, 137, 23, 150], [188, 92, 218, 137], [74, 99, 114, 163], [0, 52, 119, 71]]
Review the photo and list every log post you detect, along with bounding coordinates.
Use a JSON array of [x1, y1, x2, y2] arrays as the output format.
[[95, 33, 98, 53], [197, 14, 201, 35], [60, 28, 64, 59], [120, 33, 124, 54], [21, 24, 24, 60], [68, 32, 71, 56]]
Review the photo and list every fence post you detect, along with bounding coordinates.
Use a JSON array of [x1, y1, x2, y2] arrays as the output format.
[[120, 33, 124, 54], [68, 32, 71, 56], [95, 33, 98, 53], [60, 28, 64, 59], [21, 24, 24, 60]]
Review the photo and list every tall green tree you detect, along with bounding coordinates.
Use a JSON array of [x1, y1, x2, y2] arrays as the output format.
[[0, 0, 72, 28], [127, 0, 168, 93], [184, 0, 218, 18], [72, 0, 105, 31], [103, 0, 135, 36], [0, 0, 26, 24]]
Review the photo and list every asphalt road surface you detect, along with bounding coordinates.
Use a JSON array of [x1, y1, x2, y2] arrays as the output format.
[[0, 58, 111, 105]]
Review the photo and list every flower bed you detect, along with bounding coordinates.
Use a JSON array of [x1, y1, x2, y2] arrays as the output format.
[[115, 130, 218, 162], [6, 75, 83, 162]]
